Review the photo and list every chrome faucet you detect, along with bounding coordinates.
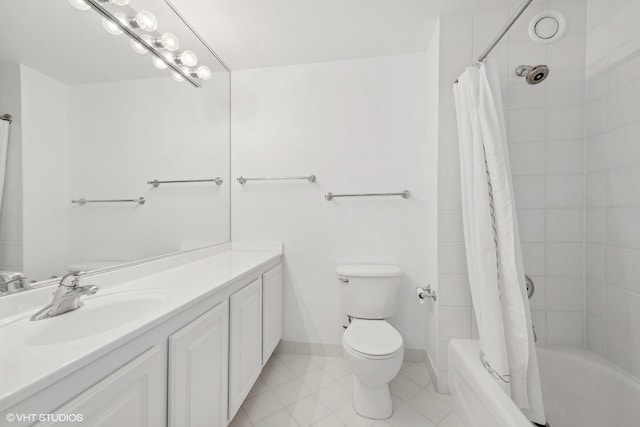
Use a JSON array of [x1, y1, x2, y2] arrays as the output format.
[[30, 272, 99, 321]]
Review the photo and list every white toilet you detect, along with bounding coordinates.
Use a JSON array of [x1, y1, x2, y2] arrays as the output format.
[[337, 264, 404, 420]]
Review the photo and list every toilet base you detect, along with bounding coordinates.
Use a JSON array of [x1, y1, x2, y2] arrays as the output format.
[[352, 376, 394, 420]]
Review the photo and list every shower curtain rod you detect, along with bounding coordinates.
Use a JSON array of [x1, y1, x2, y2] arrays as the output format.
[[476, 0, 534, 63], [0, 114, 12, 124], [454, 0, 533, 84]]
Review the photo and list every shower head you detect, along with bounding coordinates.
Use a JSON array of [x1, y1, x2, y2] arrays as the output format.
[[516, 64, 550, 85]]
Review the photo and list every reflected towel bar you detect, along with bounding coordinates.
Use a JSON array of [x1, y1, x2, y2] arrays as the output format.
[[148, 178, 223, 187], [237, 175, 316, 184], [325, 191, 411, 201], [72, 197, 146, 206]]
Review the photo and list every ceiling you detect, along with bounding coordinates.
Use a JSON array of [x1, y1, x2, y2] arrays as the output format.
[[169, 0, 529, 70], [0, 0, 535, 83]]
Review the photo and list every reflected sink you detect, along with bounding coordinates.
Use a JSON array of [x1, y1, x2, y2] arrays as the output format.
[[21, 289, 175, 346]]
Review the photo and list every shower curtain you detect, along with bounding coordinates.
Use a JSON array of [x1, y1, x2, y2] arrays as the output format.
[[452, 60, 546, 425], [0, 120, 9, 214]]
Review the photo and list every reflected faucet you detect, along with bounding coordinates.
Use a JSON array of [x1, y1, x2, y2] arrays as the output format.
[[30, 272, 99, 321]]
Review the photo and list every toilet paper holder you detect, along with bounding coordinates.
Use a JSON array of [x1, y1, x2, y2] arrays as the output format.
[[417, 285, 437, 303]]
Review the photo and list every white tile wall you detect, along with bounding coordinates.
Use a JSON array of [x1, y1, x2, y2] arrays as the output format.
[[437, 0, 587, 389], [584, 0, 640, 378]]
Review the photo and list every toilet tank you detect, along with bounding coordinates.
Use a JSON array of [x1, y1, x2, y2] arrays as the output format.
[[337, 264, 402, 319]]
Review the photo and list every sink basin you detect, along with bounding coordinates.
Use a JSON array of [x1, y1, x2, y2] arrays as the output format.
[[10, 289, 175, 346]]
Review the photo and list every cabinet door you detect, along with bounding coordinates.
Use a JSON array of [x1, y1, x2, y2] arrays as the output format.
[[168, 300, 229, 427], [229, 278, 263, 420], [36, 347, 164, 427], [262, 264, 283, 364]]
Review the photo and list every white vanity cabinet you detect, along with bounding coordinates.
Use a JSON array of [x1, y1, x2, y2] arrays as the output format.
[[262, 264, 283, 364], [168, 300, 229, 427], [2, 256, 283, 427], [228, 277, 263, 420], [35, 347, 165, 427]]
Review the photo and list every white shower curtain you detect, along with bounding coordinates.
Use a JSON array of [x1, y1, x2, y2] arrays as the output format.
[[0, 120, 9, 214], [452, 60, 546, 425]]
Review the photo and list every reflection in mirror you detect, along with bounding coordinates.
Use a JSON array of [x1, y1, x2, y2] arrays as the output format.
[[0, 0, 230, 284]]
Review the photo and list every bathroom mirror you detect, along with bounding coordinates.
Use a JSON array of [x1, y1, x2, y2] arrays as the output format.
[[0, 0, 230, 283]]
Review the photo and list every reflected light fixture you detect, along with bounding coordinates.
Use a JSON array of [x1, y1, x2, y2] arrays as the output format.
[[130, 34, 152, 54], [175, 50, 197, 67], [193, 66, 212, 81], [68, 0, 90, 10], [128, 10, 158, 32], [154, 33, 179, 51], [67, 0, 211, 87], [152, 51, 174, 70], [102, 13, 126, 35]]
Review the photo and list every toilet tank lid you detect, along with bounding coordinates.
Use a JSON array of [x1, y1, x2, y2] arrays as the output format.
[[336, 264, 402, 278]]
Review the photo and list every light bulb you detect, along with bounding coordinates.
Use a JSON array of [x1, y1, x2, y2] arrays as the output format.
[[176, 50, 197, 67], [68, 0, 90, 10], [196, 65, 212, 80], [152, 51, 173, 70], [171, 68, 188, 83], [131, 10, 158, 31], [102, 13, 125, 35], [171, 72, 185, 82], [155, 33, 179, 52], [130, 35, 152, 55]]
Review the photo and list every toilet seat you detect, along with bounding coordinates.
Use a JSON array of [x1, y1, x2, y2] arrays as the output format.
[[343, 319, 403, 360]]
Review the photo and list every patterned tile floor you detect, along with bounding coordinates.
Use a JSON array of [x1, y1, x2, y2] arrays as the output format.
[[230, 353, 462, 427]]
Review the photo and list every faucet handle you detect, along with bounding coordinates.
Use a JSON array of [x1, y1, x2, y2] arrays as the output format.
[[59, 271, 86, 288]]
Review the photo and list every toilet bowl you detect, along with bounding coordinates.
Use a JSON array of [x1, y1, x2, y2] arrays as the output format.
[[337, 264, 404, 419], [342, 318, 404, 419]]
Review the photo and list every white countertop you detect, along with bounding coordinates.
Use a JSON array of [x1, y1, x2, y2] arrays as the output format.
[[0, 244, 282, 411]]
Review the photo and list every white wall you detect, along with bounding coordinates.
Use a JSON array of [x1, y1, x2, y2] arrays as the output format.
[[585, 0, 640, 377], [231, 53, 437, 353], [20, 65, 69, 281], [67, 75, 230, 269], [0, 63, 23, 273], [436, 0, 587, 390]]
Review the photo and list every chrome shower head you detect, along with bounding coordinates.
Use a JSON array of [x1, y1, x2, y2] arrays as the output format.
[[516, 64, 550, 85]]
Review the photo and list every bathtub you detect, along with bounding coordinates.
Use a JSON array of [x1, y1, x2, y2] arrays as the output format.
[[449, 339, 640, 427]]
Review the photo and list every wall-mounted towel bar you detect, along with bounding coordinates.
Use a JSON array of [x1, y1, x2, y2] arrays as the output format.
[[324, 191, 411, 201], [72, 197, 146, 206], [148, 178, 224, 187], [237, 175, 316, 184]]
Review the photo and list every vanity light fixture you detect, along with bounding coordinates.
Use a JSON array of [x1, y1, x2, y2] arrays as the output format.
[[67, 0, 206, 87]]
